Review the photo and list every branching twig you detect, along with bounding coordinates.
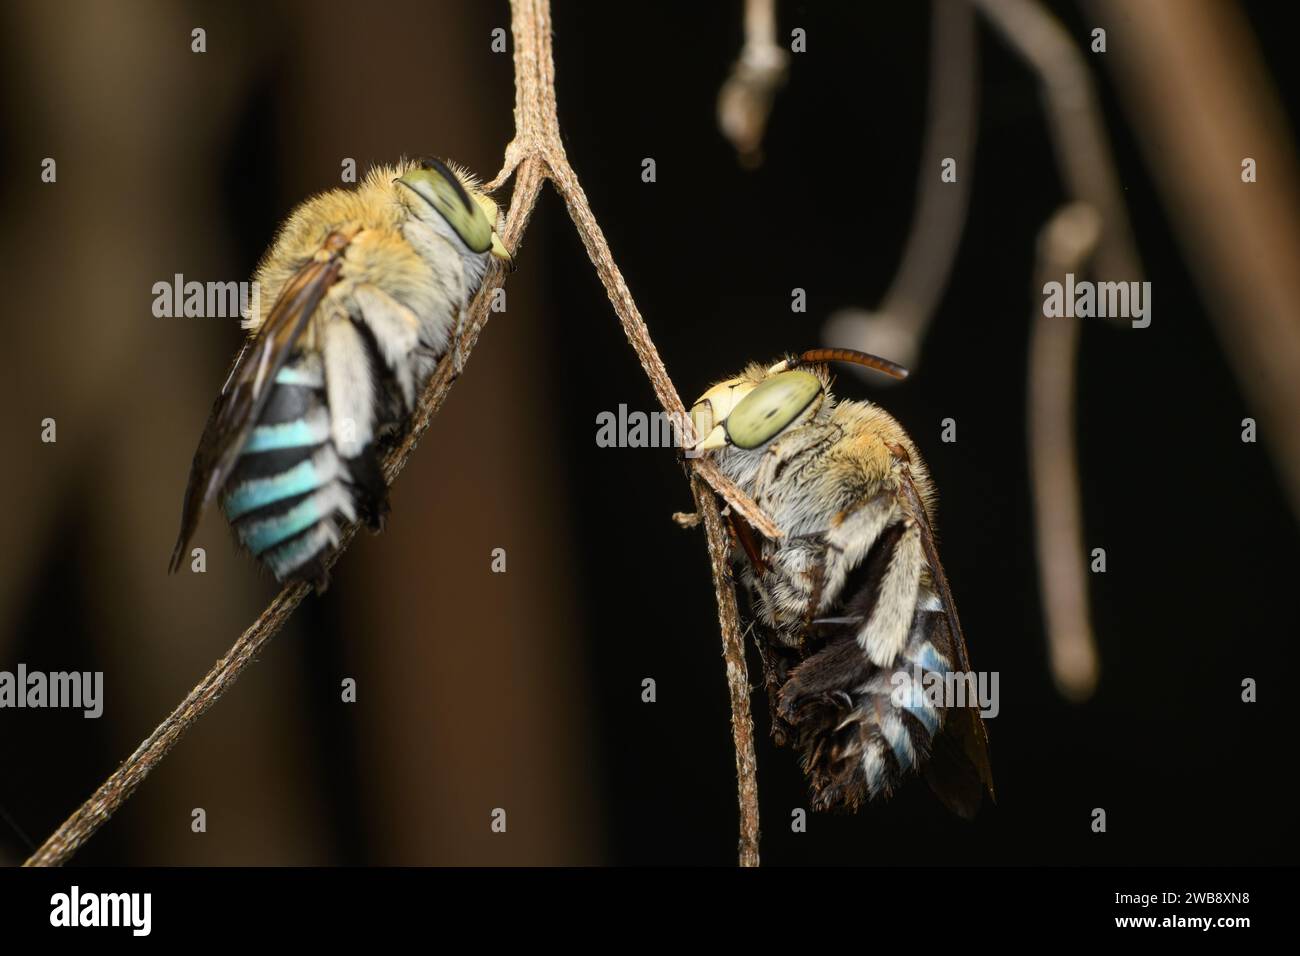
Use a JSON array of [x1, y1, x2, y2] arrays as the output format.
[[25, 0, 768, 867]]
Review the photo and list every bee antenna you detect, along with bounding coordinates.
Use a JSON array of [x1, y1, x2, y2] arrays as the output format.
[[795, 348, 909, 381]]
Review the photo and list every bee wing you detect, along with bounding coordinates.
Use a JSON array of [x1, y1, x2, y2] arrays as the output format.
[[895, 466, 996, 809], [168, 230, 354, 573]]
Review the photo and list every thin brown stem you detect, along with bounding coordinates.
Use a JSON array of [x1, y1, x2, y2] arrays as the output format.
[[692, 475, 761, 866], [23, 583, 309, 866], [509, 0, 766, 862]]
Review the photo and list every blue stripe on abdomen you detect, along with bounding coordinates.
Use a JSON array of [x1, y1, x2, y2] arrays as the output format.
[[243, 414, 331, 453], [881, 715, 916, 770], [238, 492, 329, 555], [898, 684, 941, 735], [274, 362, 323, 388], [223, 458, 327, 521], [264, 524, 335, 580], [911, 641, 949, 676]]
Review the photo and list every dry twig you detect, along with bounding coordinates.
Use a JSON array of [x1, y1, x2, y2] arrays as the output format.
[[25, 0, 766, 867]]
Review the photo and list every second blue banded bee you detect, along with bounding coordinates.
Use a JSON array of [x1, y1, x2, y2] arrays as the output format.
[[690, 349, 994, 816]]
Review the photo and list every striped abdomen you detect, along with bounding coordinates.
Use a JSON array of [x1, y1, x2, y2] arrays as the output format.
[[219, 354, 385, 587], [776, 590, 955, 812]]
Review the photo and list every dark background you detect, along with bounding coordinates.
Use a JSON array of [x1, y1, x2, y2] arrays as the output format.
[[0, 0, 1296, 866]]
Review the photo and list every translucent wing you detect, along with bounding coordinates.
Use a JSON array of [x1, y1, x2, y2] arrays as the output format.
[[895, 465, 996, 812], [168, 229, 355, 573]]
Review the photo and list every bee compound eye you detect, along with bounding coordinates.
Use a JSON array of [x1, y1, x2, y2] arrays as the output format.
[[398, 161, 493, 254], [725, 370, 823, 449]]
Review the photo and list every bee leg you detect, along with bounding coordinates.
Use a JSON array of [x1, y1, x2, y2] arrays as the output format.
[[345, 450, 391, 533], [351, 284, 420, 409], [312, 568, 331, 596], [285, 554, 332, 595], [815, 490, 920, 667], [727, 513, 768, 573], [798, 540, 832, 642], [750, 532, 832, 650], [775, 635, 876, 800], [671, 511, 701, 529], [767, 674, 790, 745], [753, 634, 798, 747], [410, 346, 444, 386]]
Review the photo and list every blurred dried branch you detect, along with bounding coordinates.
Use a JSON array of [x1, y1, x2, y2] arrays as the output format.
[[974, 0, 1140, 281], [974, 0, 1144, 701], [717, 0, 789, 166], [820, 0, 1120, 699], [1030, 203, 1103, 700], [824, 0, 978, 376], [25, 0, 766, 868], [1090, 0, 1300, 522], [825, 0, 1148, 701]]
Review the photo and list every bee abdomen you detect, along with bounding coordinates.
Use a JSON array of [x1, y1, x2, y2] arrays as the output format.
[[779, 601, 952, 811], [220, 356, 364, 585]]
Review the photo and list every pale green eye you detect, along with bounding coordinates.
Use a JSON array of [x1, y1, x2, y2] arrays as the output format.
[[725, 370, 822, 449], [398, 159, 494, 254]]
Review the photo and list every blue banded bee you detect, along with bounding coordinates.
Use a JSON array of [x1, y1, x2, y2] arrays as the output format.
[[690, 349, 994, 816], [170, 158, 511, 589]]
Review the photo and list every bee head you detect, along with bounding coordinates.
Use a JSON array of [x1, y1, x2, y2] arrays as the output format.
[[689, 348, 907, 452], [397, 158, 512, 267]]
